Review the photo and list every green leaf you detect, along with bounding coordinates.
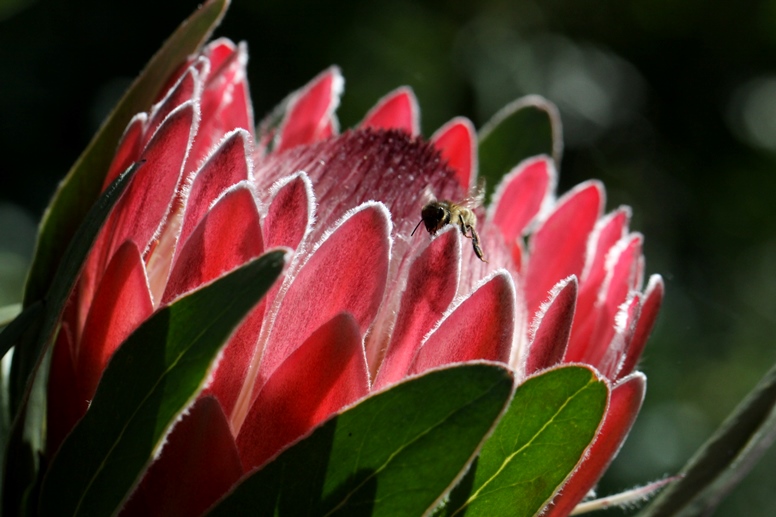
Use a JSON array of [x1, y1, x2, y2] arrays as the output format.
[[639, 360, 776, 517], [22, 0, 228, 308], [443, 365, 608, 517], [209, 363, 515, 517], [477, 95, 562, 201], [39, 250, 287, 517]]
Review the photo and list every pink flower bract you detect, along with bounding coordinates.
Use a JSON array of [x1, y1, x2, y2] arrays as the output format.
[[46, 38, 663, 516]]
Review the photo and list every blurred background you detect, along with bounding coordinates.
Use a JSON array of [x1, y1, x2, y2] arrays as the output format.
[[2, 0, 776, 514]]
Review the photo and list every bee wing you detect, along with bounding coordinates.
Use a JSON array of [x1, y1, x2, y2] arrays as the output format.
[[460, 179, 485, 209]]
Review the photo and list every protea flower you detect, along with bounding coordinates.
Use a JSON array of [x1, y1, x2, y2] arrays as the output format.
[[44, 35, 662, 516]]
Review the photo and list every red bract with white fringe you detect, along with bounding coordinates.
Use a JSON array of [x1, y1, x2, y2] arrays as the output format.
[[46, 38, 663, 516]]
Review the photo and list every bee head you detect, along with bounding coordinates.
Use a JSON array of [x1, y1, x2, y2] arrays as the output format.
[[428, 203, 449, 232], [412, 202, 450, 237]]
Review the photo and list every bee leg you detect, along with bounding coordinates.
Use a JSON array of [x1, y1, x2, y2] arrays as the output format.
[[457, 216, 470, 238], [470, 226, 487, 262], [458, 215, 476, 239], [458, 215, 487, 262]]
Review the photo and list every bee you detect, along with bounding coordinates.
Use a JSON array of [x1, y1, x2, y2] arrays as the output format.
[[411, 189, 487, 262]]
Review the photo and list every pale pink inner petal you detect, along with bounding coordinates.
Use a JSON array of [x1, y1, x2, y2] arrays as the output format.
[[263, 173, 314, 252], [409, 271, 515, 376], [525, 276, 577, 375], [618, 275, 664, 379], [105, 102, 195, 264], [431, 117, 476, 192], [568, 208, 631, 358], [360, 86, 419, 135], [524, 181, 603, 317], [490, 156, 553, 244], [256, 203, 391, 386], [595, 235, 643, 354], [581, 208, 631, 290], [276, 67, 343, 153], [188, 43, 253, 169], [597, 294, 641, 379], [374, 227, 461, 389], [250, 174, 316, 359], [163, 184, 264, 304], [236, 313, 368, 470], [177, 130, 253, 252], [574, 234, 643, 366]]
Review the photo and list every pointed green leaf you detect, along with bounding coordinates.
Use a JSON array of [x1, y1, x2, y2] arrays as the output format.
[[478, 95, 562, 201], [209, 363, 515, 517], [639, 360, 776, 517], [444, 365, 608, 517], [23, 0, 228, 308], [38, 250, 287, 517]]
